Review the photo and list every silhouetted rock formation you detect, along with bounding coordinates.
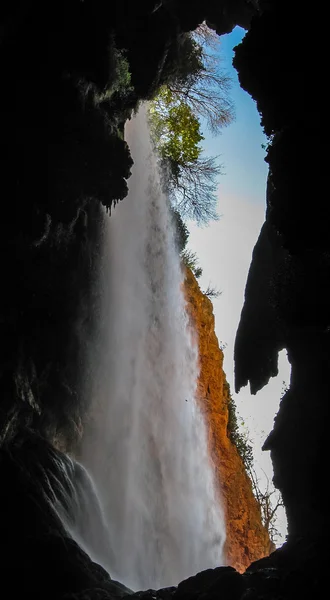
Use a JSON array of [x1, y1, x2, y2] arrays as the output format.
[[0, 1, 252, 448], [0, 430, 132, 598], [233, 0, 330, 546], [0, 0, 328, 598], [125, 538, 327, 600], [234, 220, 287, 395]]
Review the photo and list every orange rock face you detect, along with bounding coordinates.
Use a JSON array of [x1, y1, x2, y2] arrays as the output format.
[[184, 267, 273, 573]]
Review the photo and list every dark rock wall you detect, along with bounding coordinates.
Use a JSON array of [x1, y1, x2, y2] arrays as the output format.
[[0, 1, 135, 447], [0, 0, 254, 448], [1, 0, 328, 597], [233, 0, 330, 539]]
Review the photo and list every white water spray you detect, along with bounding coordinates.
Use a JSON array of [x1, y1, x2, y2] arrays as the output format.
[[79, 106, 226, 590]]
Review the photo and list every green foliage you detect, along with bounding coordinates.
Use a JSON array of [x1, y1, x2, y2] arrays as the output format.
[[112, 51, 132, 95], [149, 87, 204, 170], [149, 87, 221, 223], [163, 102, 202, 165], [171, 209, 189, 253], [164, 30, 234, 134], [148, 25, 233, 225], [225, 381, 254, 471], [93, 43, 133, 104], [181, 249, 203, 279]]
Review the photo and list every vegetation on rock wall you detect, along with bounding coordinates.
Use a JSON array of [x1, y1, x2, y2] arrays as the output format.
[[181, 250, 204, 279], [224, 381, 254, 471], [184, 267, 274, 571], [225, 347, 284, 546]]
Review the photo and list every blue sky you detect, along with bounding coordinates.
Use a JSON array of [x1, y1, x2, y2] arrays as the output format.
[[201, 27, 268, 204], [188, 27, 291, 543]]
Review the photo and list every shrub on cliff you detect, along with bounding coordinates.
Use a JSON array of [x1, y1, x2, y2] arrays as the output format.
[[224, 381, 254, 470], [224, 381, 284, 544], [203, 284, 222, 299], [92, 42, 133, 108], [181, 250, 203, 279]]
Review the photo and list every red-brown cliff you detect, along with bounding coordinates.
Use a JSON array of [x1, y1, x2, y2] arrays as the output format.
[[184, 267, 273, 572]]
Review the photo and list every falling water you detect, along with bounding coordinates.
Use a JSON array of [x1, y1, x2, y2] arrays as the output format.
[[79, 106, 226, 590]]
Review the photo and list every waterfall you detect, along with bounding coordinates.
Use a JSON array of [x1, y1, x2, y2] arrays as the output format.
[[78, 106, 226, 590], [54, 457, 115, 571]]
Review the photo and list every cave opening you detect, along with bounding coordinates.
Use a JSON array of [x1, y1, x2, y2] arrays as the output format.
[[0, 1, 328, 598], [187, 25, 292, 546]]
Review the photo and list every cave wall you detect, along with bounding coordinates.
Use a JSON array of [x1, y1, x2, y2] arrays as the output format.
[[1, 0, 328, 596], [0, 0, 255, 448], [233, 0, 330, 538]]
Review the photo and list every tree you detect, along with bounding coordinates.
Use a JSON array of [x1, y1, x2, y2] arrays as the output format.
[[226, 383, 254, 471], [166, 29, 234, 135], [167, 154, 221, 223], [149, 87, 204, 171], [247, 466, 284, 545], [171, 208, 189, 253], [181, 249, 203, 279], [149, 88, 221, 223], [203, 284, 222, 299], [193, 22, 220, 50], [149, 26, 233, 225]]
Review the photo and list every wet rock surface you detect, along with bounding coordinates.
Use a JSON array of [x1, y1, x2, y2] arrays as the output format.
[[124, 536, 326, 600]]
